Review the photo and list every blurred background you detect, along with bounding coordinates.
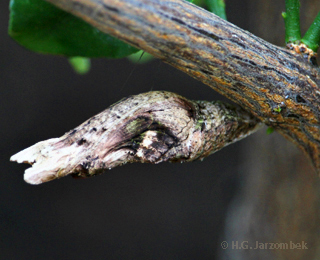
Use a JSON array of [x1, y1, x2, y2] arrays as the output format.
[[1, 0, 320, 259]]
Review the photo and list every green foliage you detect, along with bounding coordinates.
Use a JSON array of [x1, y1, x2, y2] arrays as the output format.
[[192, 0, 204, 5], [283, 0, 301, 43], [8, 0, 139, 58], [8, 0, 226, 73], [301, 12, 320, 51], [8, 0, 226, 62], [266, 127, 274, 135], [127, 51, 154, 64], [206, 0, 227, 20], [68, 57, 91, 74], [283, 0, 320, 51]]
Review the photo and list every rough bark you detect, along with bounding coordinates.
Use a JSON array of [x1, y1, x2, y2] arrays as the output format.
[[10, 91, 260, 184], [43, 0, 320, 172], [222, 1, 320, 259]]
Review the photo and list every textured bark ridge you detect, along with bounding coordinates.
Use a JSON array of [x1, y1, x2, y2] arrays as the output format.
[[44, 0, 320, 172], [10, 91, 261, 184]]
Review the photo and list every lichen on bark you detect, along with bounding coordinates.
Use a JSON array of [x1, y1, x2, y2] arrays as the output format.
[[10, 91, 261, 184]]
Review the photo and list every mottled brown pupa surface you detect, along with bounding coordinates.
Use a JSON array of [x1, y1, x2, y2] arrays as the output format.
[[11, 91, 261, 184]]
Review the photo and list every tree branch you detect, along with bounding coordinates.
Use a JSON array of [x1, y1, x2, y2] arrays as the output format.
[[40, 0, 320, 172]]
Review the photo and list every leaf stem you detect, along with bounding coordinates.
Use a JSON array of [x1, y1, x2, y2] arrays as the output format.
[[301, 11, 320, 51], [282, 0, 301, 43]]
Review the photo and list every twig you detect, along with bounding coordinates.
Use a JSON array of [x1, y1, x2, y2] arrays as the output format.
[[302, 11, 320, 51], [283, 0, 301, 44]]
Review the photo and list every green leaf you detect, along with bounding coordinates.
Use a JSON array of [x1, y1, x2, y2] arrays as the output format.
[[205, 0, 227, 20], [8, 0, 139, 58], [266, 127, 275, 135], [192, 0, 205, 6], [68, 57, 91, 74], [127, 51, 154, 63]]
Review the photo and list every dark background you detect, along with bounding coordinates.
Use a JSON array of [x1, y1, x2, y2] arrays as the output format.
[[1, 1, 319, 259]]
